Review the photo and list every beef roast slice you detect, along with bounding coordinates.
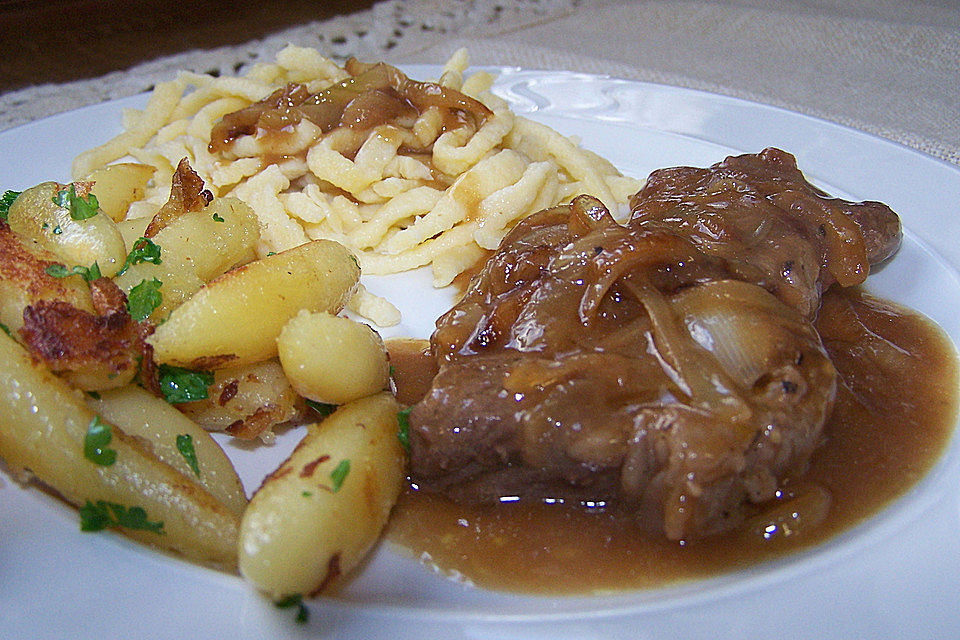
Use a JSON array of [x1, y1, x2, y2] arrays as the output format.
[[410, 149, 901, 540]]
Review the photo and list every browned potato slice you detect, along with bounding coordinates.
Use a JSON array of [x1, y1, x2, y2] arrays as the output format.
[[0, 331, 239, 567], [86, 163, 156, 222], [177, 359, 301, 440], [87, 385, 248, 515], [238, 392, 403, 598], [277, 311, 389, 405], [149, 240, 360, 369], [7, 182, 127, 277]]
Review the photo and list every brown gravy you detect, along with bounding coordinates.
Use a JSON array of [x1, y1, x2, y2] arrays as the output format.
[[384, 286, 958, 594]]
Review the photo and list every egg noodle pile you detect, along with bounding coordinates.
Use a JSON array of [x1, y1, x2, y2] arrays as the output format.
[[73, 46, 640, 325]]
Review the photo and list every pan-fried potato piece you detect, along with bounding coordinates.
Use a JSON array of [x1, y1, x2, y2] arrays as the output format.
[[0, 223, 94, 335], [0, 331, 239, 566], [86, 163, 156, 222], [149, 240, 360, 369], [87, 385, 248, 515], [114, 259, 204, 323], [239, 392, 403, 599], [178, 359, 302, 440], [18, 278, 142, 393], [113, 197, 260, 323], [278, 311, 389, 405], [149, 197, 260, 283], [7, 182, 127, 278]]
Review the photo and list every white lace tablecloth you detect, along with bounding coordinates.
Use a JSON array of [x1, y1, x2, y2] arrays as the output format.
[[3, 0, 957, 165]]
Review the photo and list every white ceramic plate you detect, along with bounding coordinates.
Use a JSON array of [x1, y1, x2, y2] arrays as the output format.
[[1, 68, 959, 639]]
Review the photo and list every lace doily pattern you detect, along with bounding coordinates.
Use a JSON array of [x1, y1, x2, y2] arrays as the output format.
[[0, 0, 580, 132]]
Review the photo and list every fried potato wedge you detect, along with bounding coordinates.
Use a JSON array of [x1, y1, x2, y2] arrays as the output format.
[[239, 392, 403, 599], [177, 359, 302, 440], [86, 163, 156, 222], [87, 385, 248, 516], [7, 182, 127, 278], [0, 331, 239, 567], [149, 240, 360, 369], [278, 311, 389, 405], [0, 222, 94, 335], [113, 197, 260, 323]]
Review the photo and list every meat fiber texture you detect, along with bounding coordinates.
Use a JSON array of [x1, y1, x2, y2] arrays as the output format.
[[409, 148, 902, 541]]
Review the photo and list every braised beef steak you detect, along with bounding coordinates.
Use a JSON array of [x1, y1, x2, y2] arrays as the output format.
[[408, 149, 902, 541]]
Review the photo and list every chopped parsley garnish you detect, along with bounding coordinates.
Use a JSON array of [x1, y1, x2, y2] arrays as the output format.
[[86, 390, 101, 399], [127, 278, 163, 321], [158, 364, 214, 404], [212, 212, 225, 222], [301, 490, 313, 497], [329, 459, 350, 492], [45, 261, 101, 283], [0, 189, 20, 221], [304, 399, 337, 418], [397, 407, 411, 454], [348, 253, 360, 270], [0, 322, 10, 336], [83, 416, 116, 466], [117, 237, 162, 275], [53, 184, 100, 220], [79, 500, 164, 534], [274, 594, 309, 624], [176, 434, 201, 477]]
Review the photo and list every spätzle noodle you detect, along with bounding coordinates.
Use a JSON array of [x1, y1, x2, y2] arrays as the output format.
[[73, 45, 641, 325]]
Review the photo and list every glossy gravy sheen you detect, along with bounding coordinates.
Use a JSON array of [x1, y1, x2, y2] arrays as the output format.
[[384, 287, 958, 594]]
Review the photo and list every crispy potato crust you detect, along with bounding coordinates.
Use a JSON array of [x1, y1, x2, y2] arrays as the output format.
[[19, 278, 142, 380]]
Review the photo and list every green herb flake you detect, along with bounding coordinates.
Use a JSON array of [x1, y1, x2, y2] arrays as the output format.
[[329, 459, 350, 492], [212, 212, 225, 222], [44, 261, 101, 284], [44, 263, 72, 279], [86, 390, 101, 399], [274, 594, 309, 624], [0, 190, 21, 221], [397, 407, 411, 453], [176, 433, 201, 477], [118, 237, 162, 275], [304, 399, 337, 418], [158, 364, 214, 404], [0, 322, 10, 336], [53, 184, 100, 221], [127, 278, 163, 321], [83, 416, 116, 466], [301, 490, 313, 497], [348, 253, 360, 270], [79, 500, 164, 534]]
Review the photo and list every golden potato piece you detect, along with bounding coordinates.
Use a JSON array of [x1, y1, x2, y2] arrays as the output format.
[[88, 385, 248, 516], [239, 392, 404, 598], [7, 182, 127, 278], [113, 197, 260, 323], [0, 331, 239, 566], [86, 163, 156, 222], [178, 359, 302, 440], [148, 240, 360, 369], [277, 310, 389, 405]]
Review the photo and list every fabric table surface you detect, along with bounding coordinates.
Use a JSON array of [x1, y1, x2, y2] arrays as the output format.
[[2, 0, 957, 166]]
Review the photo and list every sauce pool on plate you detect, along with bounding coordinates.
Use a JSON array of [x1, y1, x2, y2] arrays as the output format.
[[384, 287, 958, 594]]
